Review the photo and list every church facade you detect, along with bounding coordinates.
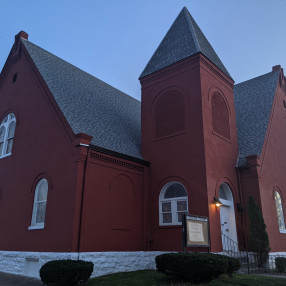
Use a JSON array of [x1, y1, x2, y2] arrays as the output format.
[[0, 7, 285, 278]]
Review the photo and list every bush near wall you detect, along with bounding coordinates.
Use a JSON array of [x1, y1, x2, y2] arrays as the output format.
[[39, 259, 94, 285], [155, 253, 240, 283], [275, 257, 286, 273]]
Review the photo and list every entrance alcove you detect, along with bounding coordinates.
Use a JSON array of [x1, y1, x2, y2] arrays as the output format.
[[219, 183, 238, 251]]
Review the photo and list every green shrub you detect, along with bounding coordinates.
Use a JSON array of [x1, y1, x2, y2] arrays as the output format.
[[248, 196, 270, 267], [155, 253, 240, 283], [275, 257, 286, 273], [224, 255, 241, 277], [39, 259, 93, 285]]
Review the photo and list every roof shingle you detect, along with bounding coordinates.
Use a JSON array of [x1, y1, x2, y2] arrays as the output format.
[[140, 7, 231, 79], [234, 71, 280, 166], [22, 39, 143, 160]]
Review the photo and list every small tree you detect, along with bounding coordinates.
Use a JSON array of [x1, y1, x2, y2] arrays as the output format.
[[248, 196, 270, 267]]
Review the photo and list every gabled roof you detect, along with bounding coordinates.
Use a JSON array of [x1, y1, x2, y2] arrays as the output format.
[[140, 7, 231, 79], [22, 39, 143, 160], [234, 70, 280, 166]]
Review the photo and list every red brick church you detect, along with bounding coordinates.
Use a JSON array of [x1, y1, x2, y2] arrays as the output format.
[[0, 7, 285, 277]]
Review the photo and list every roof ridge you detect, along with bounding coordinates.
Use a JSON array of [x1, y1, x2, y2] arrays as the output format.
[[139, 7, 231, 79], [139, 8, 187, 79], [234, 71, 278, 87], [183, 7, 201, 51]]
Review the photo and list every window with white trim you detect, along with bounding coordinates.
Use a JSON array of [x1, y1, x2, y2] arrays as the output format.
[[0, 113, 16, 158], [159, 182, 188, 226], [29, 179, 48, 230], [275, 191, 286, 233]]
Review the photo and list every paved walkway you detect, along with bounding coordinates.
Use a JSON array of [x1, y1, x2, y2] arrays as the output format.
[[252, 273, 286, 279], [0, 272, 43, 286]]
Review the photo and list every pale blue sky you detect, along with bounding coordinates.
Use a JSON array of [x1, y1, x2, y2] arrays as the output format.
[[1, 0, 286, 100]]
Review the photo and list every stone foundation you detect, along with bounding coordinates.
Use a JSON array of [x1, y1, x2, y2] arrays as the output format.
[[0, 250, 166, 278]]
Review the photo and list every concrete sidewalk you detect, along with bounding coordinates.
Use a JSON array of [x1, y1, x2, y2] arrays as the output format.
[[0, 272, 43, 286], [252, 273, 286, 279]]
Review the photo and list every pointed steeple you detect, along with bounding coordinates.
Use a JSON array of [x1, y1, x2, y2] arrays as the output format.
[[140, 7, 231, 79]]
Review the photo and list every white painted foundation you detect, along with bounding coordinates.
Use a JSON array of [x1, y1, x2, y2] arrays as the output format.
[[1, 250, 285, 279], [0, 250, 166, 279], [269, 252, 286, 256]]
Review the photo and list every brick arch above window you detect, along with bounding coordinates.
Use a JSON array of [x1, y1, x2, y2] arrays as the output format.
[[211, 91, 230, 140], [30, 172, 52, 193]]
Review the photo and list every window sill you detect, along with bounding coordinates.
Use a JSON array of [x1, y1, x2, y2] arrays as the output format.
[[28, 225, 44, 230], [279, 229, 286, 234], [159, 224, 182, 229], [0, 153, 11, 159]]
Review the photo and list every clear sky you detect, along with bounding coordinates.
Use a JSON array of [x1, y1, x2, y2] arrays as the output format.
[[1, 0, 286, 100]]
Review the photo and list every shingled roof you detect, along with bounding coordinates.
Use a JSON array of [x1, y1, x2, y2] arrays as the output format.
[[140, 7, 231, 79], [22, 39, 143, 160], [234, 70, 280, 166]]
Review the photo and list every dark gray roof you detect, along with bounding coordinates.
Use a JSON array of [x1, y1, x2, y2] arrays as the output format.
[[140, 7, 231, 79], [22, 39, 143, 159], [234, 71, 280, 166]]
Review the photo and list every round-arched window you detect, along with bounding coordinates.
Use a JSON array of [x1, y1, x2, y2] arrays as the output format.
[[159, 182, 188, 225], [29, 178, 48, 230], [0, 113, 16, 157], [275, 191, 286, 233]]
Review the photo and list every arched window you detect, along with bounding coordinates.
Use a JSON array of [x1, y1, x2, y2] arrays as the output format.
[[29, 179, 48, 230], [159, 182, 188, 225], [275, 191, 286, 233], [0, 113, 16, 158]]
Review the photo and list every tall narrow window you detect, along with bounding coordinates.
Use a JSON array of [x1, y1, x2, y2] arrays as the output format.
[[0, 126, 5, 155], [29, 179, 48, 230], [0, 113, 16, 158], [159, 182, 188, 226], [275, 191, 286, 233]]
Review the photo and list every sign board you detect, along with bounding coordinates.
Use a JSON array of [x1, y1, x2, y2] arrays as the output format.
[[184, 215, 209, 248]]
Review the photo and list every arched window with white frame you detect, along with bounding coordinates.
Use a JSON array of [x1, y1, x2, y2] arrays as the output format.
[[275, 191, 286, 233], [159, 182, 188, 226], [0, 113, 16, 158], [29, 178, 48, 230]]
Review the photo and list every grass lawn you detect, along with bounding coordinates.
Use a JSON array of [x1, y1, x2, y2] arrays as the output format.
[[84, 270, 286, 286]]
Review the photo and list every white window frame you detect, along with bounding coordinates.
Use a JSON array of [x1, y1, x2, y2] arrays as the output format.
[[274, 191, 286, 234], [159, 181, 188, 226], [0, 113, 16, 159], [28, 178, 48, 230]]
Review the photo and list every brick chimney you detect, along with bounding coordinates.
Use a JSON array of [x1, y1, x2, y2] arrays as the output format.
[[15, 31, 28, 40], [272, 65, 281, 73]]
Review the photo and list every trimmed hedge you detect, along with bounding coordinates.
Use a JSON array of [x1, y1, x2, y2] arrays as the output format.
[[275, 257, 286, 273], [155, 253, 240, 283], [39, 259, 93, 285]]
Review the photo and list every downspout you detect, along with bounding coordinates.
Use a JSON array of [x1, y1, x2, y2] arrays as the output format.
[[77, 144, 90, 260], [236, 166, 248, 249]]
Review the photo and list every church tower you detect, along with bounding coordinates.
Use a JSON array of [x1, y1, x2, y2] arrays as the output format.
[[140, 7, 241, 252]]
